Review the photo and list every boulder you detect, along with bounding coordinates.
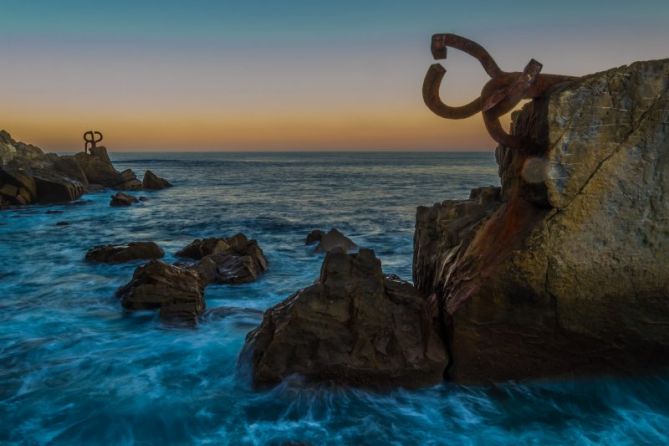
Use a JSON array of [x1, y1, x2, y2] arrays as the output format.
[[413, 59, 669, 384], [306, 228, 358, 253], [177, 233, 268, 285], [116, 260, 205, 324], [305, 229, 324, 245], [110, 192, 138, 207], [242, 248, 447, 388], [142, 170, 172, 189], [85, 242, 165, 263]]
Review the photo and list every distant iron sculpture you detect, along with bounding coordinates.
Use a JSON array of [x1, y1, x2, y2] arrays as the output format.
[[423, 34, 576, 148], [83, 130, 103, 154]]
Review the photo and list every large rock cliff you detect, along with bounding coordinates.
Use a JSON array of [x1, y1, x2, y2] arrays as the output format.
[[414, 59, 669, 383]]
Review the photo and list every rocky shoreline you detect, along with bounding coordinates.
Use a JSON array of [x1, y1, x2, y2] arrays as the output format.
[[2, 58, 668, 390], [0, 130, 170, 207]]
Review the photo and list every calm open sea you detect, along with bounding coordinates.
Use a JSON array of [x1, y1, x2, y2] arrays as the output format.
[[1, 152, 668, 445]]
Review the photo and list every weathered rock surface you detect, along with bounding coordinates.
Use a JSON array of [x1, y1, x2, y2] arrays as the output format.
[[413, 59, 669, 384], [243, 248, 447, 388], [85, 242, 165, 263], [110, 192, 138, 207], [142, 170, 172, 189], [177, 233, 268, 284], [306, 228, 358, 253], [116, 260, 205, 324]]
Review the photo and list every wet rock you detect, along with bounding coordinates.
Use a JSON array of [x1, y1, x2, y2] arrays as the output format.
[[55, 221, 70, 226], [115, 169, 143, 190], [305, 229, 324, 245], [414, 59, 669, 384], [307, 228, 357, 253], [243, 248, 447, 388], [177, 233, 268, 285], [85, 242, 165, 263], [116, 260, 205, 324], [142, 170, 172, 190], [110, 192, 138, 207]]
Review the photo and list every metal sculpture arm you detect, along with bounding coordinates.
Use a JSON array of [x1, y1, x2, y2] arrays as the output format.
[[422, 33, 576, 148]]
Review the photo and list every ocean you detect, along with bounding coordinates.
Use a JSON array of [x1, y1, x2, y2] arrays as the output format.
[[1, 152, 668, 445]]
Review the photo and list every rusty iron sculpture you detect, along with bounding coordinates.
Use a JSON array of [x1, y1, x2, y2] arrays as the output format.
[[423, 34, 576, 148], [83, 130, 103, 154]]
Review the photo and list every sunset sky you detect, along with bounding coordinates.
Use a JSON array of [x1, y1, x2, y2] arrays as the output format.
[[1, 0, 668, 152]]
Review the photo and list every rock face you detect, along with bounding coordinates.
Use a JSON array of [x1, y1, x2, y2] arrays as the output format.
[[413, 59, 669, 383], [306, 228, 358, 253], [243, 249, 447, 388], [85, 242, 165, 263], [177, 234, 268, 285], [110, 192, 138, 207], [142, 170, 172, 189], [0, 130, 171, 207], [116, 260, 205, 324]]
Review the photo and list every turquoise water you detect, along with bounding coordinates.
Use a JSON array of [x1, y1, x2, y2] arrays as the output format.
[[1, 152, 668, 445]]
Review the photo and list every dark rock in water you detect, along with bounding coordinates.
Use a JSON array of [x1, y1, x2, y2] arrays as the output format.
[[242, 248, 447, 388], [110, 192, 138, 207], [177, 233, 268, 285], [46, 210, 64, 214], [142, 170, 172, 190], [85, 242, 165, 263], [116, 260, 205, 324], [74, 147, 127, 187], [32, 169, 87, 204], [413, 59, 669, 384], [138, 196, 148, 202], [115, 169, 143, 190], [55, 221, 70, 226], [305, 229, 324, 245], [307, 228, 357, 253]]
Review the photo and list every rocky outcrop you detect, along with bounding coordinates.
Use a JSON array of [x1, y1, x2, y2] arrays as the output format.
[[306, 228, 358, 253], [243, 249, 447, 388], [85, 242, 165, 263], [110, 192, 138, 207], [0, 130, 171, 207], [142, 170, 172, 189], [116, 260, 205, 324], [413, 59, 669, 383], [177, 233, 268, 285]]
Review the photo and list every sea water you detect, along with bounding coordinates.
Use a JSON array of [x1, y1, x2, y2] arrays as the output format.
[[1, 152, 667, 445]]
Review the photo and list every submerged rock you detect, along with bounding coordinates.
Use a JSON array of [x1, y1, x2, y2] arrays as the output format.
[[85, 242, 165, 263], [177, 233, 268, 285], [142, 170, 172, 189], [243, 248, 447, 388], [116, 260, 205, 324], [109, 192, 138, 207], [413, 59, 669, 384], [306, 228, 358, 253]]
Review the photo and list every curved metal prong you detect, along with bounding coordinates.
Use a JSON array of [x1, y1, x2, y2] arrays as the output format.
[[483, 110, 524, 149], [423, 63, 482, 120], [431, 34, 503, 78]]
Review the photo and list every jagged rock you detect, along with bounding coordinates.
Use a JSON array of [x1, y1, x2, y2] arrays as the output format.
[[177, 233, 268, 285], [413, 59, 669, 384], [85, 242, 165, 263], [142, 170, 172, 189], [307, 228, 358, 253], [109, 192, 138, 207], [116, 260, 205, 324], [115, 169, 143, 190], [74, 147, 125, 187], [305, 229, 324, 245], [243, 248, 447, 388]]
